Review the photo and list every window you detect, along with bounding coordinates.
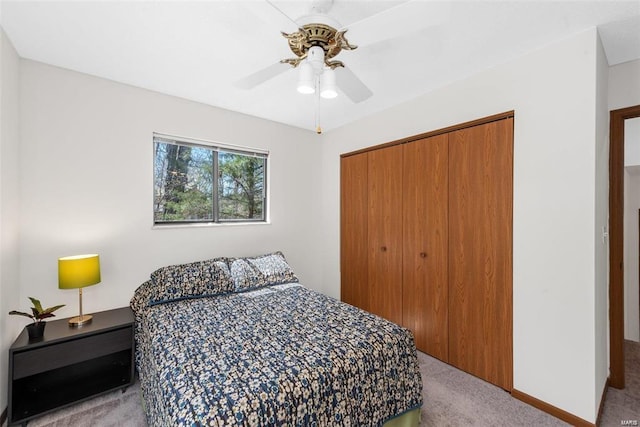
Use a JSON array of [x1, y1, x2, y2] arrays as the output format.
[[153, 134, 267, 225]]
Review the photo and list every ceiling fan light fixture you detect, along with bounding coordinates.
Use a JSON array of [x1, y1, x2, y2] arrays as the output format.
[[297, 62, 316, 94], [320, 68, 338, 99], [307, 46, 326, 72]]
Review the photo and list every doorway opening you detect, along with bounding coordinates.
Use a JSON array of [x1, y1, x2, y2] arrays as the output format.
[[609, 104, 640, 389]]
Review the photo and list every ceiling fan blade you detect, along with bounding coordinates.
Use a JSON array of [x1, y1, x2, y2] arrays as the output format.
[[336, 66, 372, 103], [235, 62, 290, 90], [244, 0, 300, 33], [342, 0, 451, 48], [267, 0, 302, 29]]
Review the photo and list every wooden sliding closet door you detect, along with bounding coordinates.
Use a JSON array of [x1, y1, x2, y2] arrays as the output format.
[[448, 118, 513, 391], [340, 153, 369, 311], [402, 135, 449, 361], [368, 145, 404, 325]]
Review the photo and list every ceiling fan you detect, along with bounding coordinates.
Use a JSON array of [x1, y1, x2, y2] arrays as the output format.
[[235, 0, 449, 131], [235, 0, 373, 102]]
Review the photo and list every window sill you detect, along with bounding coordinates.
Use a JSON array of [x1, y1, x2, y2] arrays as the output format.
[[152, 221, 271, 230]]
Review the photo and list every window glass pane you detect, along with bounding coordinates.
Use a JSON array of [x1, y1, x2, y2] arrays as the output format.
[[218, 151, 266, 221], [154, 142, 214, 222]]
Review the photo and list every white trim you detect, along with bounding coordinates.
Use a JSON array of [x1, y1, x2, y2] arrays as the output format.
[[153, 132, 269, 157], [151, 221, 271, 230]]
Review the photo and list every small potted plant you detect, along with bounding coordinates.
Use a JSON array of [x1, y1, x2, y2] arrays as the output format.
[[9, 297, 65, 341]]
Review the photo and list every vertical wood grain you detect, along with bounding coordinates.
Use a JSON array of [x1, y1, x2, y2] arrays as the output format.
[[368, 145, 404, 325], [609, 108, 625, 388], [340, 154, 369, 311], [402, 134, 449, 361], [448, 118, 513, 390]]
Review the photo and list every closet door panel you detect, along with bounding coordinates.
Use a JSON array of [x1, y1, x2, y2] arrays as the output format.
[[340, 153, 369, 311], [368, 145, 404, 325], [403, 134, 449, 361], [448, 118, 513, 390]]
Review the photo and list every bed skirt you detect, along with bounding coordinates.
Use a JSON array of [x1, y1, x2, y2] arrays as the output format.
[[384, 407, 421, 427]]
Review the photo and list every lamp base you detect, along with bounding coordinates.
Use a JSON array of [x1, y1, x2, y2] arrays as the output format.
[[68, 314, 92, 327]]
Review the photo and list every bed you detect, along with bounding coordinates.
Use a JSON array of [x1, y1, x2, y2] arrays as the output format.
[[130, 252, 423, 426]]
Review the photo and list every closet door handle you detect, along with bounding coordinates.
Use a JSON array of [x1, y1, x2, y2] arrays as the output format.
[[381, 246, 387, 252], [420, 252, 427, 258]]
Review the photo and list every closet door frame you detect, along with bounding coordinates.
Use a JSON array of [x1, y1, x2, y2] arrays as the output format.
[[342, 111, 514, 158]]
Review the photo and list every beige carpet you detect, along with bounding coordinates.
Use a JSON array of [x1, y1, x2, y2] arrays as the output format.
[[21, 344, 640, 426], [416, 352, 566, 426], [26, 383, 145, 427], [599, 340, 640, 427]]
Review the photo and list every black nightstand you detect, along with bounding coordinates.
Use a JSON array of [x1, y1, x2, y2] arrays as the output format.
[[7, 307, 134, 426]]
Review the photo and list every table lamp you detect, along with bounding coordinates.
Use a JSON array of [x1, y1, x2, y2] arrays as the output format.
[[58, 254, 101, 327]]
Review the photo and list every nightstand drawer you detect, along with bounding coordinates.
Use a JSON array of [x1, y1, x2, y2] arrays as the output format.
[[13, 327, 132, 379]]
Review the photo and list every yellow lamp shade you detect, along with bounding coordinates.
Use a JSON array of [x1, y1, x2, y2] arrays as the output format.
[[58, 254, 101, 289]]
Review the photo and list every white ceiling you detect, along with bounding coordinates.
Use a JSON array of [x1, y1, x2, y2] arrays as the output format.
[[2, 0, 639, 133]]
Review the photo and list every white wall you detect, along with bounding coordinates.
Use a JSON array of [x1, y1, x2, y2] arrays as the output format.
[[17, 60, 324, 324], [321, 29, 603, 422], [625, 118, 640, 166], [0, 27, 21, 413], [624, 169, 640, 342], [594, 32, 610, 412], [609, 59, 640, 111]]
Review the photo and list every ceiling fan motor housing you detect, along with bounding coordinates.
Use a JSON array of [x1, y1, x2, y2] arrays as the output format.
[[281, 23, 357, 69]]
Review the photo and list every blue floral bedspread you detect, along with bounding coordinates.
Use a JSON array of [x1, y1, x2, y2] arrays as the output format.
[[134, 283, 423, 426]]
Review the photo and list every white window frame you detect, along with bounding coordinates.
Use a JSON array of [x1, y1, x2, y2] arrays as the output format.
[[153, 132, 269, 227]]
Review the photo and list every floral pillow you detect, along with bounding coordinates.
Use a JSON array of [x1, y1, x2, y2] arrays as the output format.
[[145, 257, 233, 305], [230, 251, 298, 292]]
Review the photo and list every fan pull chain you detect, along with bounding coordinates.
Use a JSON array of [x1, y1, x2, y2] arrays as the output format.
[[315, 75, 322, 134]]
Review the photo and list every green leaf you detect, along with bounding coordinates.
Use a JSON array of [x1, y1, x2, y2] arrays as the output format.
[[8, 310, 34, 319], [41, 304, 65, 315], [28, 297, 43, 313]]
